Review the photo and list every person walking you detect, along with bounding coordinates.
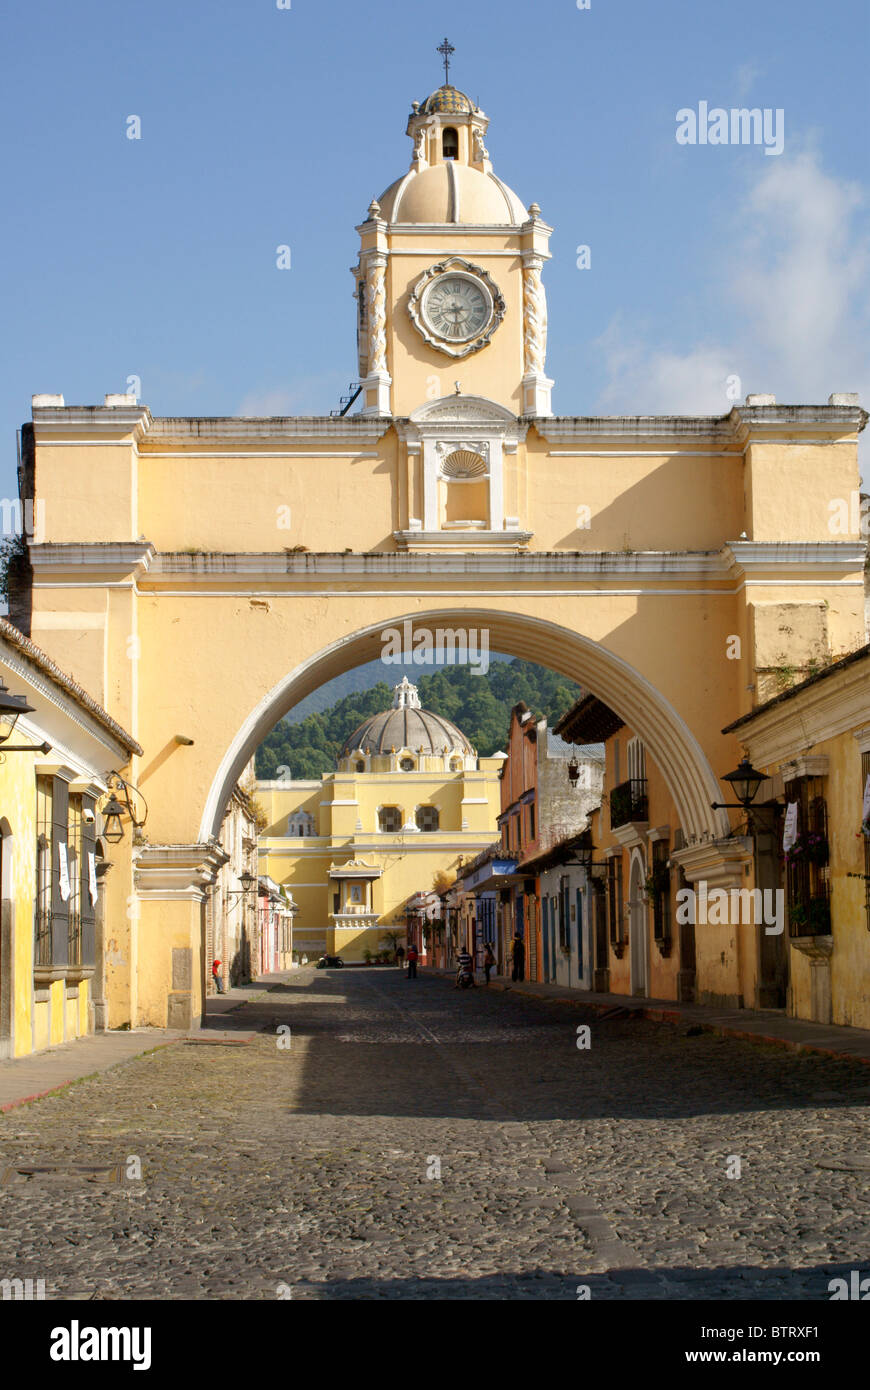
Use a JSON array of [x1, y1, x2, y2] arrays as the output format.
[[406, 943, 418, 979], [510, 931, 525, 983], [212, 958, 225, 994], [396, 943, 406, 970], [483, 942, 495, 985]]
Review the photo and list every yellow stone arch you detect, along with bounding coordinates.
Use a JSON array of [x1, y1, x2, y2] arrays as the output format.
[[200, 608, 729, 846]]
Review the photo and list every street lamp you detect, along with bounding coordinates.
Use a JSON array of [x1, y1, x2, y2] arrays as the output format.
[[101, 793, 127, 844], [568, 829, 609, 878], [0, 675, 51, 753], [0, 675, 34, 743], [226, 870, 257, 905], [99, 774, 149, 844], [711, 755, 766, 811]]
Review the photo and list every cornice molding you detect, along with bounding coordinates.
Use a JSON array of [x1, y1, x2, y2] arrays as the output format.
[[671, 837, 753, 888], [29, 542, 155, 580], [134, 842, 228, 898], [726, 653, 870, 767], [534, 403, 867, 445], [724, 541, 866, 572], [26, 541, 864, 586]]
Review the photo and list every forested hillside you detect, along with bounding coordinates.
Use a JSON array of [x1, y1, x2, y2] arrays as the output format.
[[255, 659, 581, 780]]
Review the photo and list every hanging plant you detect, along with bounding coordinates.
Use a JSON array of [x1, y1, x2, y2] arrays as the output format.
[[643, 863, 671, 901], [785, 831, 829, 866], [788, 897, 831, 933]]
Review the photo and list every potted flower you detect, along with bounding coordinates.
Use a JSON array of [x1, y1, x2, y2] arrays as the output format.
[[643, 863, 671, 902], [789, 897, 831, 934], [785, 830, 829, 866]]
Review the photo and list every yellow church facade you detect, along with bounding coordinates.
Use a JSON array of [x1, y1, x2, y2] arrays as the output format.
[[257, 679, 503, 961], [14, 74, 867, 1031]]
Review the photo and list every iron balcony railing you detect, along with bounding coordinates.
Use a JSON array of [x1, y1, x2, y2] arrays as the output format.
[[610, 777, 649, 829]]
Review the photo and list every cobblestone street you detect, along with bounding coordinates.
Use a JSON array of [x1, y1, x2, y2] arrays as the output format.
[[2, 967, 869, 1301]]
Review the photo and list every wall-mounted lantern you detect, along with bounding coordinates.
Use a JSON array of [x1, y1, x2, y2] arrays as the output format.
[[0, 676, 51, 753]]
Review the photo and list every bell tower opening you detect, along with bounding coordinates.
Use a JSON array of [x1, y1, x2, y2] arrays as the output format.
[[442, 126, 458, 160]]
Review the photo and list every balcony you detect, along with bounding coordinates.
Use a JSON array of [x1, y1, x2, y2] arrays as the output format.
[[610, 778, 649, 830]]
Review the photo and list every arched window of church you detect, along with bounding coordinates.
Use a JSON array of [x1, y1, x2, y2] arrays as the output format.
[[399, 756, 415, 772], [355, 760, 365, 773], [442, 127, 458, 160], [416, 806, 439, 832], [379, 806, 402, 833], [450, 756, 463, 771]]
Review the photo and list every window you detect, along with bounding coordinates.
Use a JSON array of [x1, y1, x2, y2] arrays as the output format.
[[786, 776, 830, 936], [379, 806, 402, 833], [416, 806, 439, 832], [607, 855, 625, 955], [650, 838, 672, 954], [450, 756, 462, 771], [355, 760, 365, 773], [442, 126, 458, 159], [34, 774, 89, 977], [528, 802, 535, 841], [399, 756, 415, 771], [627, 737, 646, 784], [863, 751, 870, 933], [35, 776, 53, 969], [558, 875, 570, 951], [68, 795, 83, 968]]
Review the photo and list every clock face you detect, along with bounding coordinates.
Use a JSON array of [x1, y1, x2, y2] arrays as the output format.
[[408, 258, 505, 358], [422, 274, 492, 343]]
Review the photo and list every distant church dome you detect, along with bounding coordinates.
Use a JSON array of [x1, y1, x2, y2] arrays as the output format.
[[342, 677, 476, 758]]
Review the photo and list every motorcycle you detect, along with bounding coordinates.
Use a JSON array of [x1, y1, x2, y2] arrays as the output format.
[[316, 954, 344, 969], [455, 964, 475, 989]]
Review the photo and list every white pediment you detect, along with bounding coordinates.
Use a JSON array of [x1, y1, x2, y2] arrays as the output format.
[[408, 394, 519, 427]]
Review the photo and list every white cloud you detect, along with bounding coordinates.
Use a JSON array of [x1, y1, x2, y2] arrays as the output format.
[[593, 149, 870, 479]]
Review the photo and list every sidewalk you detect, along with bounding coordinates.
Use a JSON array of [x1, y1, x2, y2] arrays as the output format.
[[0, 1030, 182, 1114], [431, 969, 870, 1066], [0, 979, 272, 1114]]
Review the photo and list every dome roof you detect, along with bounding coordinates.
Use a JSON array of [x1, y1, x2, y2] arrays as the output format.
[[419, 84, 474, 115], [342, 678, 475, 758], [377, 162, 526, 225]]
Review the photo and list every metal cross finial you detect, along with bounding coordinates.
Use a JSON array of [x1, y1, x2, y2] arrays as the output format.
[[437, 37, 455, 85]]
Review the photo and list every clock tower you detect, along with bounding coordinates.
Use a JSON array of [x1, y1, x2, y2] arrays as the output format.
[[352, 66, 553, 420]]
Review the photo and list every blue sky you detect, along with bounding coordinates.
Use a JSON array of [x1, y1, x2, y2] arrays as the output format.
[[2, 0, 868, 503]]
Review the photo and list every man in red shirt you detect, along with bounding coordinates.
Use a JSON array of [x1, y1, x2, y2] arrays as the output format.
[[212, 958, 225, 994], [406, 944, 418, 979]]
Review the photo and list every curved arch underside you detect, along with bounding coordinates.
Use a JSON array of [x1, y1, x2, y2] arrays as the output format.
[[200, 610, 731, 847]]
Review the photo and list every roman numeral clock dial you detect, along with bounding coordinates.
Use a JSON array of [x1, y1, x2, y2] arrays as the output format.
[[408, 260, 505, 359]]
